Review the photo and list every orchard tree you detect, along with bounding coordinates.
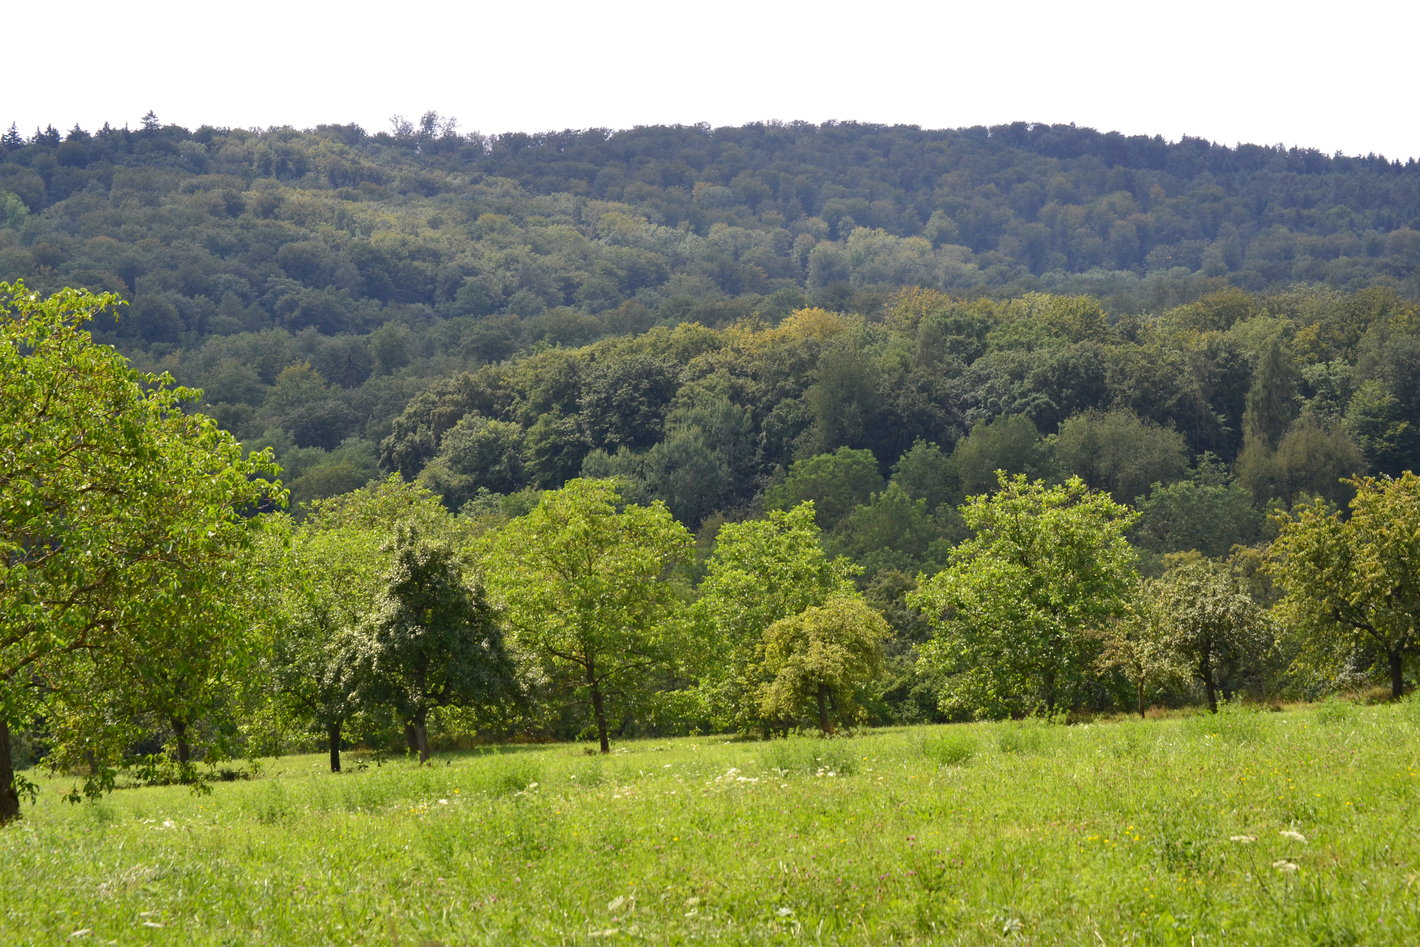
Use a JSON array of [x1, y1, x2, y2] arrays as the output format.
[[0, 283, 282, 823], [757, 594, 890, 734], [1269, 473, 1420, 698], [482, 479, 691, 753], [360, 527, 515, 763], [1092, 588, 1189, 718], [268, 476, 465, 770], [263, 517, 377, 773], [1151, 553, 1271, 712], [910, 474, 1138, 718], [692, 503, 858, 731]]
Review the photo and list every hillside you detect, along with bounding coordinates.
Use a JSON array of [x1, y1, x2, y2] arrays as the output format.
[[2, 117, 1417, 516]]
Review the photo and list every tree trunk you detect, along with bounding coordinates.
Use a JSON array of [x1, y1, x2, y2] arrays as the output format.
[[816, 684, 833, 735], [0, 718, 20, 825], [589, 683, 610, 754], [586, 655, 610, 754], [412, 709, 429, 764], [1136, 679, 1146, 719], [1200, 656, 1218, 713], [327, 722, 342, 773], [171, 717, 191, 765], [1390, 649, 1405, 700]]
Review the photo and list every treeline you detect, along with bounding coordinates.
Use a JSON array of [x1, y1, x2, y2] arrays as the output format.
[[7, 285, 1420, 823], [378, 285, 1412, 535], [351, 285, 1417, 726]]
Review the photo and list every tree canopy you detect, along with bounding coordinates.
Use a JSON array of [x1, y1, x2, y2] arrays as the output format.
[[1269, 472, 1420, 698], [0, 282, 281, 820], [481, 479, 692, 753], [911, 474, 1139, 717]]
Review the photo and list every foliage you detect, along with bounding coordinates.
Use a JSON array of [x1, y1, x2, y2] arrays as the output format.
[[947, 416, 1052, 500], [1269, 472, 1420, 698], [2, 117, 1413, 526], [359, 527, 515, 762], [1092, 589, 1191, 718], [756, 594, 891, 733], [763, 447, 883, 531], [481, 479, 692, 752], [265, 476, 460, 769], [1052, 407, 1190, 502], [1132, 459, 1266, 561], [691, 503, 858, 731], [911, 474, 1139, 718], [1149, 553, 1274, 712], [0, 282, 282, 820]]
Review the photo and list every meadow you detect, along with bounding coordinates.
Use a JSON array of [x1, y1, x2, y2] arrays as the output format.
[[3, 701, 1418, 945]]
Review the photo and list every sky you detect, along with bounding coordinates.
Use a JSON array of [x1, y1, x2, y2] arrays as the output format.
[[8, 1, 1418, 160]]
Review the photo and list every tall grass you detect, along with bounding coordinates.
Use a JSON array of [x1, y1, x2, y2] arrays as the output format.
[[3, 703, 1418, 944]]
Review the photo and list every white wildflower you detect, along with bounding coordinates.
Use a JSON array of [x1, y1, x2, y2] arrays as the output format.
[[1279, 829, 1307, 844], [1229, 835, 1256, 843], [1272, 859, 1300, 872]]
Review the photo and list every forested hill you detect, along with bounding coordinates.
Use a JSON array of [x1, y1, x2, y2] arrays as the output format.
[[2, 115, 1419, 515], [6, 117, 1420, 340]]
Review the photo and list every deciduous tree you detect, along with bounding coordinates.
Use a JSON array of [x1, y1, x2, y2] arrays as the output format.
[[1269, 473, 1420, 698], [482, 479, 691, 753], [1150, 553, 1271, 712], [692, 503, 858, 731], [0, 283, 281, 822], [911, 474, 1139, 718], [757, 594, 890, 733], [360, 527, 515, 763]]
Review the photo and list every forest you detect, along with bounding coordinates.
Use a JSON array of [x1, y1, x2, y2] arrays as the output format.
[[4, 117, 1420, 822]]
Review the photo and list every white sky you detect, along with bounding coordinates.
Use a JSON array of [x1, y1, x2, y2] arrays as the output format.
[[8, 1, 1417, 160]]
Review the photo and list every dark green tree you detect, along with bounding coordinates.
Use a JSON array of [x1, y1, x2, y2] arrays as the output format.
[[765, 447, 883, 531], [360, 527, 515, 763]]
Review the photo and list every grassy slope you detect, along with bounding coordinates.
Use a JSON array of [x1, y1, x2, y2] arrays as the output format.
[[3, 703, 1418, 945]]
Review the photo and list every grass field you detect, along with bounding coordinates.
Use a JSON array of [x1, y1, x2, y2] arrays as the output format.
[[3, 700, 1419, 945]]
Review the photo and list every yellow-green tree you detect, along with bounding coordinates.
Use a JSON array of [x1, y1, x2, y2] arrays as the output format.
[[265, 476, 468, 771], [0, 283, 282, 823], [911, 474, 1139, 718], [1149, 553, 1271, 712], [691, 503, 858, 732], [757, 595, 890, 733], [482, 479, 691, 753], [1269, 472, 1420, 698]]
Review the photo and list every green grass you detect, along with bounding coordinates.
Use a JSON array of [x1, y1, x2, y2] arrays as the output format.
[[4, 702, 1420, 944]]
